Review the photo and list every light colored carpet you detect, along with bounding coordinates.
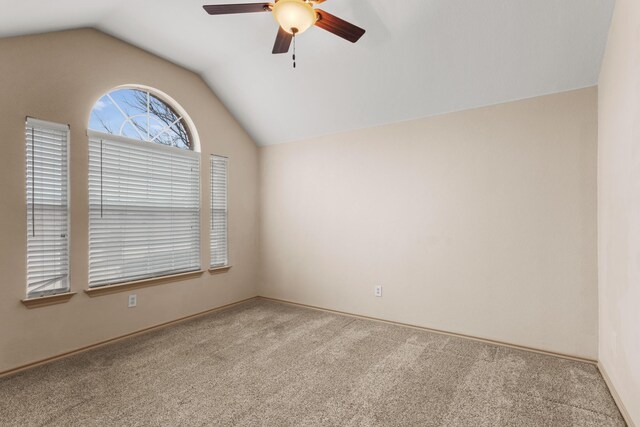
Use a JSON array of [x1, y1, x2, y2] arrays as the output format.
[[0, 299, 625, 426]]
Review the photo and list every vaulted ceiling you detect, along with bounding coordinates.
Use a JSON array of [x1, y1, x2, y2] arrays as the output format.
[[1, 0, 614, 145]]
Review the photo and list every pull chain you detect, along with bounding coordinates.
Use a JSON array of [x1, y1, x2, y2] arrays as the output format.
[[292, 31, 296, 69]]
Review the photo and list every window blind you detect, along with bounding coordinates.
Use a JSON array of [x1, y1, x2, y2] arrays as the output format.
[[88, 132, 200, 287], [26, 118, 70, 298], [210, 155, 228, 268]]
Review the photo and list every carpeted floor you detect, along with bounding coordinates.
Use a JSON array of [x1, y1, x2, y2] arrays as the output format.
[[0, 299, 626, 426]]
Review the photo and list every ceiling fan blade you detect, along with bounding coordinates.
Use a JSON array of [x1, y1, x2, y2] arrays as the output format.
[[272, 26, 293, 54], [203, 3, 271, 15], [314, 9, 365, 43]]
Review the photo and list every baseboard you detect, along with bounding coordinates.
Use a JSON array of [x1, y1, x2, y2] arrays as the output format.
[[258, 296, 598, 365], [0, 296, 259, 379], [0, 294, 600, 380], [598, 361, 636, 427]]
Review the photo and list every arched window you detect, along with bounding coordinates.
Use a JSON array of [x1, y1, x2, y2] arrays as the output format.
[[89, 87, 192, 150], [87, 86, 200, 288]]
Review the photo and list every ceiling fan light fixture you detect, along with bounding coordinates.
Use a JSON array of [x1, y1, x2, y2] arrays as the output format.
[[272, 0, 317, 35]]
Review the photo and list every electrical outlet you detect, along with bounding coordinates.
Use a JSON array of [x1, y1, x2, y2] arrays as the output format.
[[375, 285, 382, 297], [128, 294, 137, 308]]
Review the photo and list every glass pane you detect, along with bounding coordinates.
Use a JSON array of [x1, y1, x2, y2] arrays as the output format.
[[172, 118, 192, 150], [89, 88, 192, 149], [149, 93, 191, 149], [111, 88, 147, 118], [129, 115, 149, 140], [121, 121, 142, 140], [153, 120, 191, 150], [89, 95, 125, 135]]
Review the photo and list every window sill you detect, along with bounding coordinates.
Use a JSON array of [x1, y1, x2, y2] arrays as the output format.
[[209, 265, 232, 274], [21, 292, 76, 309], [84, 270, 205, 297]]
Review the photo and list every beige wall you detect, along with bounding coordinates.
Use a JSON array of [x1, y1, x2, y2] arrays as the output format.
[[0, 29, 259, 373], [0, 28, 603, 377], [598, 0, 640, 423], [260, 87, 598, 359]]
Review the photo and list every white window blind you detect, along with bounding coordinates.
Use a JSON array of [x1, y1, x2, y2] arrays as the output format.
[[25, 118, 70, 298], [88, 132, 200, 287], [210, 155, 228, 268]]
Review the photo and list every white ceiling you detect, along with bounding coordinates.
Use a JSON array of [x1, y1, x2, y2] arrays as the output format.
[[0, 0, 614, 145]]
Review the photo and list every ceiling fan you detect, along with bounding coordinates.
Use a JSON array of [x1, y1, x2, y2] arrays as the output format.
[[202, 0, 366, 58]]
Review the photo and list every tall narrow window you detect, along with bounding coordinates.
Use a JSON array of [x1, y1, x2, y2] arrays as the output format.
[[88, 87, 200, 288], [210, 155, 228, 268], [25, 118, 70, 298]]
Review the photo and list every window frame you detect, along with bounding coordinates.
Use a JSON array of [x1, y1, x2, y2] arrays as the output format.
[[86, 129, 202, 288], [86, 85, 201, 289], [89, 86, 194, 150], [210, 154, 229, 269], [25, 117, 71, 299]]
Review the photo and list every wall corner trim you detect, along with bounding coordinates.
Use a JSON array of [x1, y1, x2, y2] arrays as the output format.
[[598, 361, 637, 427]]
